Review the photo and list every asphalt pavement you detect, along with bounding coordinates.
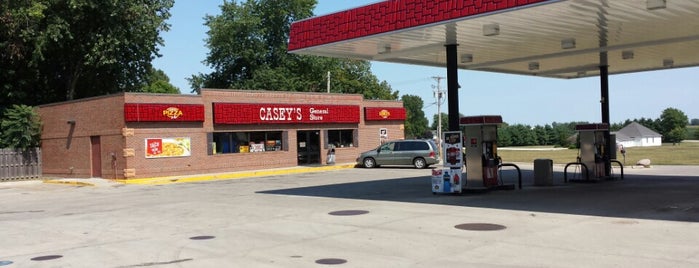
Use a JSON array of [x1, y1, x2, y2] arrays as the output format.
[[1, 163, 697, 267]]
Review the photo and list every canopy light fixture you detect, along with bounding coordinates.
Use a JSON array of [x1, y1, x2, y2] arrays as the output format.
[[622, 50, 634, 60], [528, 62, 540, 71], [461, 54, 473, 63], [483, 23, 500, 36], [647, 0, 666, 10], [377, 44, 391, 54], [663, 58, 674, 67], [561, 38, 576, 49]]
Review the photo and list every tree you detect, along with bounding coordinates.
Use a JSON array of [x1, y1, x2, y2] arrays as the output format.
[[533, 125, 554, 145], [507, 124, 536, 146], [190, 0, 398, 100], [1, 0, 174, 106], [657, 108, 688, 144], [431, 113, 448, 131], [637, 117, 659, 132], [402, 95, 429, 139], [665, 127, 687, 145], [0, 105, 41, 149], [140, 68, 180, 94], [551, 122, 577, 148], [497, 123, 513, 147]]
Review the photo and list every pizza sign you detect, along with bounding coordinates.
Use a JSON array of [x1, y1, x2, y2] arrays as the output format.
[[379, 109, 391, 119], [163, 107, 183, 119]]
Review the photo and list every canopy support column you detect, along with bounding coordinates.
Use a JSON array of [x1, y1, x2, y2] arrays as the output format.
[[600, 62, 612, 177], [446, 44, 460, 132]]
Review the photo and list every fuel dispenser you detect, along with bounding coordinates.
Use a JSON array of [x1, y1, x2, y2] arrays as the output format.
[[461, 115, 503, 189], [575, 124, 612, 179]]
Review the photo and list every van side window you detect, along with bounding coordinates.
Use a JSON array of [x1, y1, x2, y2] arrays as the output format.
[[399, 141, 420, 151], [402, 141, 414, 151], [380, 142, 395, 151]]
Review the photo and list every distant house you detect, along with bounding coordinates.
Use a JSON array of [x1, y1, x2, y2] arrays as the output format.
[[614, 122, 662, 148]]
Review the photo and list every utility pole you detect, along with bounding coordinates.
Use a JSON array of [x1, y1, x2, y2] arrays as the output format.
[[327, 71, 331, 93], [432, 76, 446, 163]]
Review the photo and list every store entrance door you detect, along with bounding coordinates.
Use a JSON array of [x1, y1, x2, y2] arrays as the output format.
[[297, 130, 320, 165]]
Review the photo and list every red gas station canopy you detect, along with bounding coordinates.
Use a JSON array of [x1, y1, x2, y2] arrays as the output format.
[[290, 0, 699, 79]]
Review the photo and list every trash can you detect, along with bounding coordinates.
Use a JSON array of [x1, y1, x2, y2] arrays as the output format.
[[534, 159, 553, 186], [326, 146, 336, 165]]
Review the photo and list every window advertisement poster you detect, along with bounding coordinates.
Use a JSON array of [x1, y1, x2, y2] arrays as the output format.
[[443, 131, 463, 168], [249, 143, 265, 152], [145, 137, 192, 158]]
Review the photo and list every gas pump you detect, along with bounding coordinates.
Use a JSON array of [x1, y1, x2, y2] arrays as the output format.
[[481, 141, 499, 187], [575, 124, 609, 179], [461, 115, 503, 190]]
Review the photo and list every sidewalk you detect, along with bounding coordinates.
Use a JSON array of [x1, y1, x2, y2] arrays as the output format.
[[43, 163, 358, 187], [39, 162, 698, 187]]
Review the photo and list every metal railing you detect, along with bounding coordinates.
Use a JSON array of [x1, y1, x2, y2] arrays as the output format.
[[564, 162, 589, 182], [498, 163, 522, 189], [610, 160, 624, 180]]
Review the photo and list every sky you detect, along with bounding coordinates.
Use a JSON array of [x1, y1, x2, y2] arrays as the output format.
[[152, 0, 699, 126]]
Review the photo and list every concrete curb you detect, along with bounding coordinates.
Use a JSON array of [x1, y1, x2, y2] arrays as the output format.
[[43, 179, 96, 187], [115, 163, 358, 186]]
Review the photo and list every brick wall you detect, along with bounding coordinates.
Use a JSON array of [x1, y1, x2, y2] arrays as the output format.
[[39, 94, 126, 178], [39, 90, 405, 179], [360, 100, 406, 154]]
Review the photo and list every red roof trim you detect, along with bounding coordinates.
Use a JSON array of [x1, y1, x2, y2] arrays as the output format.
[[460, 115, 503, 125], [289, 0, 552, 51]]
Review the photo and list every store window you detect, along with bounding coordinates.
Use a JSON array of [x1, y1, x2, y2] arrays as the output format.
[[212, 131, 285, 154], [327, 129, 357, 148]]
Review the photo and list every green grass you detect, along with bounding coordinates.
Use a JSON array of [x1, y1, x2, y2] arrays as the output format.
[[498, 142, 699, 165]]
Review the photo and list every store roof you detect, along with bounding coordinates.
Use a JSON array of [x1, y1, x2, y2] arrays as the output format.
[[289, 0, 699, 79]]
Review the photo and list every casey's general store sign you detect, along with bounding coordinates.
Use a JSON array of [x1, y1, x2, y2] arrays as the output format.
[[213, 103, 360, 124]]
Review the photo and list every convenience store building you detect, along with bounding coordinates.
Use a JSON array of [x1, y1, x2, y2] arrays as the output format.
[[38, 89, 406, 179]]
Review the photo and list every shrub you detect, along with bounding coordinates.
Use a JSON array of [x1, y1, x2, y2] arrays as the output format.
[[0, 104, 42, 149]]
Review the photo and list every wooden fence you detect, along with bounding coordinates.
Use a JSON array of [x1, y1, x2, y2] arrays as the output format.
[[0, 148, 42, 181]]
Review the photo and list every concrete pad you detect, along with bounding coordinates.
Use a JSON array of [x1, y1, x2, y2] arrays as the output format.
[[1, 164, 697, 267]]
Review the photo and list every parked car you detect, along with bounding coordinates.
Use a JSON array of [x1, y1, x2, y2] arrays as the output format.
[[356, 139, 439, 169]]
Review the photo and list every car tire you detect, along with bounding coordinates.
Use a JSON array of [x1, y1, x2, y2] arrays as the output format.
[[363, 158, 376, 168], [413, 157, 427, 169]]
